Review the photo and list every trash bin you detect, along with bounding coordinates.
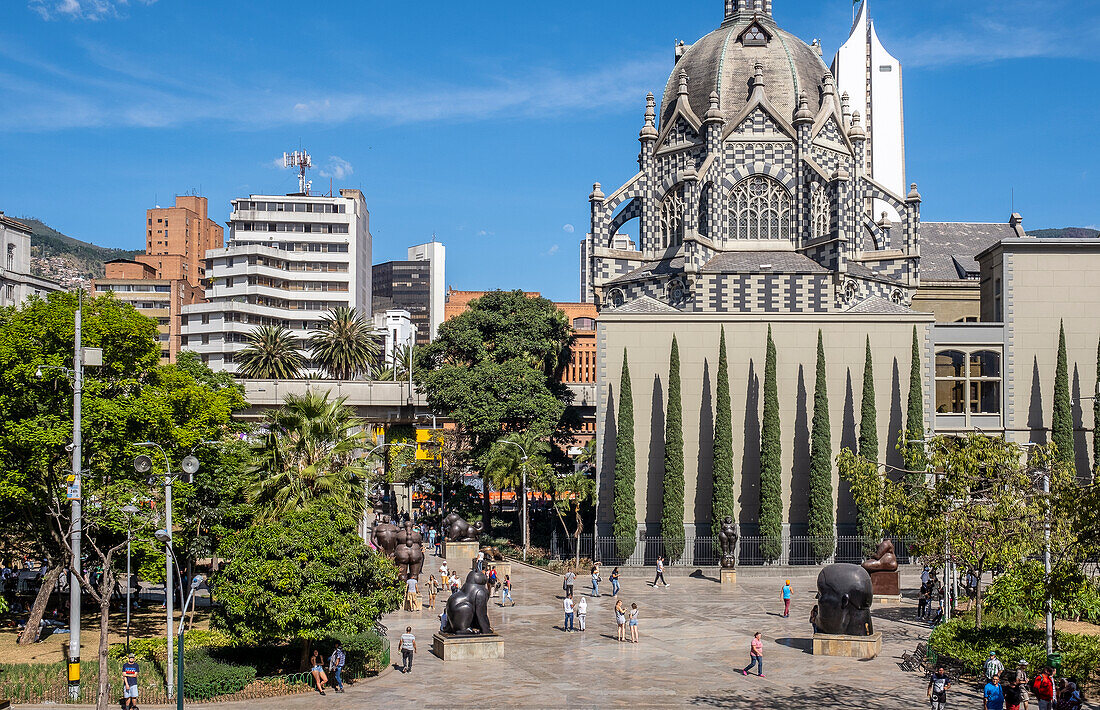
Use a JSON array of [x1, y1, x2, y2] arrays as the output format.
[[1047, 653, 1062, 670]]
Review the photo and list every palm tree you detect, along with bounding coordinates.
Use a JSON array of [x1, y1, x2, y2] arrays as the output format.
[[249, 390, 372, 519], [308, 307, 380, 380], [485, 431, 550, 536], [236, 325, 303, 379]]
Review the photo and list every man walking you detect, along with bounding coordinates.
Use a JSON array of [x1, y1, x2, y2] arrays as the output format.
[[428, 526, 438, 555], [564, 569, 575, 598], [927, 667, 951, 710], [328, 641, 346, 693], [563, 592, 575, 632], [781, 580, 792, 618], [1031, 666, 1055, 710], [653, 557, 668, 588], [985, 674, 1005, 710], [1003, 674, 1024, 710], [121, 652, 140, 710], [984, 652, 1005, 683], [399, 626, 416, 673]]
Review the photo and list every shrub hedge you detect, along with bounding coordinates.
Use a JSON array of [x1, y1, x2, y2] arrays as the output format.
[[181, 648, 256, 700], [109, 628, 233, 661]]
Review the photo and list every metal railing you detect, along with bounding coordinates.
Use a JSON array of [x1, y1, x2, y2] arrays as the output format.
[[550, 531, 919, 567]]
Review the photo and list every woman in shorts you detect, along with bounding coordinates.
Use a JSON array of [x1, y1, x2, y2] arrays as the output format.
[[628, 603, 639, 643], [309, 648, 328, 695], [614, 598, 627, 642]]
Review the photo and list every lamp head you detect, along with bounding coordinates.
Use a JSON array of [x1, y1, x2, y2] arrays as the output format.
[[154, 529, 171, 544], [35, 366, 43, 378], [191, 574, 206, 590], [121, 505, 139, 514], [133, 455, 153, 474], [135, 442, 156, 447]]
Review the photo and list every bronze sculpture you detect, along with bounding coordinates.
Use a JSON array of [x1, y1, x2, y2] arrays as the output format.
[[370, 516, 400, 558], [394, 520, 425, 581], [442, 512, 483, 542], [718, 516, 738, 569], [441, 570, 494, 635], [861, 539, 900, 596], [810, 563, 874, 636]]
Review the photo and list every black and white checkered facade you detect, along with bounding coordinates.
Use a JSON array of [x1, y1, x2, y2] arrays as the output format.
[[585, 1, 922, 315]]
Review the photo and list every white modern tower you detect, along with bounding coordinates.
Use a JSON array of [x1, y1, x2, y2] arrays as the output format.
[[407, 240, 445, 340], [181, 189, 372, 373], [832, 0, 905, 223]]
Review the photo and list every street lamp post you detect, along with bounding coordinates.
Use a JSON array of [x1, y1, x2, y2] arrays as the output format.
[[154, 529, 196, 710], [1042, 464, 1054, 656], [121, 504, 140, 653], [496, 440, 529, 561]]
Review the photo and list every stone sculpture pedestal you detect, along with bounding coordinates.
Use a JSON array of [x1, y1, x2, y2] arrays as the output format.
[[873, 594, 903, 606], [720, 569, 737, 587], [488, 561, 511, 580], [443, 541, 480, 570], [432, 633, 504, 661], [812, 632, 882, 659], [869, 570, 900, 596]]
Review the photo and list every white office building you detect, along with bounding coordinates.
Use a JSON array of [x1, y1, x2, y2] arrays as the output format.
[[373, 309, 417, 367], [407, 240, 445, 339], [181, 189, 372, 373], [1, 212, 60, 308]]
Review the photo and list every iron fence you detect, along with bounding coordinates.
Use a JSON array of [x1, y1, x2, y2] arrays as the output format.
[[550, 531, 920, 567]]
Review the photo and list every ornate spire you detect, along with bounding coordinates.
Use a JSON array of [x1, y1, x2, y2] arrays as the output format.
[[704, 90, 723, 122], [677, 70, 689, 98], [724, 0, 772, 22], [639, 93, 658, 141], [849, 110, 865, 140], [793, 91, 813, 124]]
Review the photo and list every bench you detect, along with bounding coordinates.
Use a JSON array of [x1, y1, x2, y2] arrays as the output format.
[[900, 642, 928, 672]]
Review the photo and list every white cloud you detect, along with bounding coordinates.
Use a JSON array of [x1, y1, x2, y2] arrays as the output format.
[[318, 156, 353, 180], [542, 244, 560, 257], [29, 0, 156, 21], [562, 224, 575, 233]]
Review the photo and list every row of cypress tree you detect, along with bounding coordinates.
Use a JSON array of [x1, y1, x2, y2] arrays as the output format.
[[612, 325, 928, 562]]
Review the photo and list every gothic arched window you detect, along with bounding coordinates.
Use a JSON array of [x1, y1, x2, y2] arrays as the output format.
[[811, 182, 830, 240], [660, 185, 686, 247], [729, 175, 792, 240]]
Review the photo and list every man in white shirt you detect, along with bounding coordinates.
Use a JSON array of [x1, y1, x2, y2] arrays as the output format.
[[399, 626, 416, 673], [563, 592, 575, 632]]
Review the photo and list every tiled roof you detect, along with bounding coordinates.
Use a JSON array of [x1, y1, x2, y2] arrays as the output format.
[[609, 295, 682, 314], [845, 262, 904, 285], [607, 257, 684, 285], [845, 295, 915, 315], [920, 223, 1017, 282], [701, 250, 829, 274]]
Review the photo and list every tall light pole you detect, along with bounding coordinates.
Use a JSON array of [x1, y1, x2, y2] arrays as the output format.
[[496, 440, 529, 561], [1042, 464, 1053, 656], [121, 504, 140, 653], [154, 529, 191, 710]]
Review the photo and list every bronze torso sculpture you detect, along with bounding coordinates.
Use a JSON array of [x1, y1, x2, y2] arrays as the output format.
[[442, 570, 493, 635], [811, 563, 874, 636], [393, 521, 425, 580], [718, 515, 738, 569], [861, 539, 899, 574], [370, 516, 399, 558]]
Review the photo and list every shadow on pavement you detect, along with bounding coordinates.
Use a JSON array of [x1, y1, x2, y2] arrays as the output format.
[[690, 681, 915, 708], [774, 637, 812, 654]]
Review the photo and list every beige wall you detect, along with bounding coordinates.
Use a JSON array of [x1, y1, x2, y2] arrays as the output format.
[[596, 313, 933, 534], [987, 242, 1100, 474], [913, 283, 980, 323]]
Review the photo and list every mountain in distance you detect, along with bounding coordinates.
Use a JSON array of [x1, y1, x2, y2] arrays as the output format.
[[18, 217, 142, 288], [1026, 227, 1099, 239]]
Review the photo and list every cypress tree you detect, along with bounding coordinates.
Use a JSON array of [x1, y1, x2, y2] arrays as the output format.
[[661, 336, 686, 561], [1052, 320, 1075, 469], [856, 336, 880, 552], [901, 325, 927, 482], [612, 349, 637, 557], [1094, 336, 1100, 482], [808, 330, 835, 561], [759, 326, 783, 562], [711, 326, 736, 550]]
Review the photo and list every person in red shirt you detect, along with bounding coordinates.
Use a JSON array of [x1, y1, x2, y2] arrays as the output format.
[[1030, 666, 1055, 710]]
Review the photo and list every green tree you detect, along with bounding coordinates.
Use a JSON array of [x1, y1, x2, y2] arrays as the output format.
[[711, 326, 736, 548], [416, 290, 575, 532], [536, 464, 596, 565], [212, 504, 402, 666], [837, 448, 883, 545], [760, 326, 783, 561], [858, 336, 878, 461], [612, 349, 637, 557], [236, 325, 303, 379], [1053, 320, 1075, 470], [249, 391, 371, 519], [900, 326, 927, 481], [485, 429, 550, 537], [660, 336, 686, 561], [308, 306, 380, 380], [1094, 336, 1100, 482], [808, 330, 835, 561]]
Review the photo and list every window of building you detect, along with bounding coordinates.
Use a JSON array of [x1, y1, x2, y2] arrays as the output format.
[[994, 278, 1003, 321], [811, 182, 830, 239], [572, 317, 596, 331], [935, 348, 1001, 420], [729, 175, 792, 240], [6, 243, 14, 271], [741, 22, 768, 46], [659, 185, 685, 248]]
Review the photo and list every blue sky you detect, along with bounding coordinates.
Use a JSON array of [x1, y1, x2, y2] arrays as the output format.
[[1, 0, 1097, 302]]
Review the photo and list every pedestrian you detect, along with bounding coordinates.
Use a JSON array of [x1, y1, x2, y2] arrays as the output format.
[[984, 652, 1005, 682], [653, 557, 668, 588], [404, 575, 419, 611], [1057, 680, 1082, 710], [781, 579, 792, 618], [614, 598, 627, 642], [563, 592, 575, 632], [501, 574, 515, 606], [438, 610, 448, 632], [917, 580, 930, 619], [399, 626, 416, 673], [927, 667, 952, 710], [564, 569, 576, 598], [328, 641, 346, 693], [309, 648, 328, 695], [428, 526, 437, 553], [439, 560, 448, 579], [577, 595, 588, 631], [985, 674, 1005, 710], [1003, 674, 1024, 710], [476, 550, 485, 572], [1030, 667, 1055, 710], [610, 567, 621, 596], [921, 565, 931, 586], [121, 652, 140, 710], [591, 562, 601, 597], [1013, 660, 1030, 710], [741, 632, 764, 677], [628, 602, 639, 643], [435, 528, 443, 556], [427, 574, 439, 610]]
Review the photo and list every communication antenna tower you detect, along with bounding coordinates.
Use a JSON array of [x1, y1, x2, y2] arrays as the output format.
[[283, 150, 313, 195]]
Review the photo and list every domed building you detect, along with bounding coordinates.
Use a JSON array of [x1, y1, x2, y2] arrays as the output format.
[[585, 0, 918, 315], [587, 0, 1100, 558]]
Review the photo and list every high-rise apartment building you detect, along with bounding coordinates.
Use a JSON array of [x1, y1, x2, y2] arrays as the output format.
[[372, 240, 445, 344], [142, 195, 224, 289], [180, 189, 371, 373], [1, 211, 60, 308]]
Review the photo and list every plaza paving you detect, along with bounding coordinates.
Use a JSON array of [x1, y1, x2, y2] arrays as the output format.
[[207, 553, 979, 709]]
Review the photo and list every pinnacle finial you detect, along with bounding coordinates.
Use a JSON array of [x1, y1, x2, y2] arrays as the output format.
[[849, 110, 865, 140], [794, 90, 813, 123], [677, 70, 689, 97], [705, 90, 723, 123], [645, 93, 656, 124], [752, 62, 765, 89]]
